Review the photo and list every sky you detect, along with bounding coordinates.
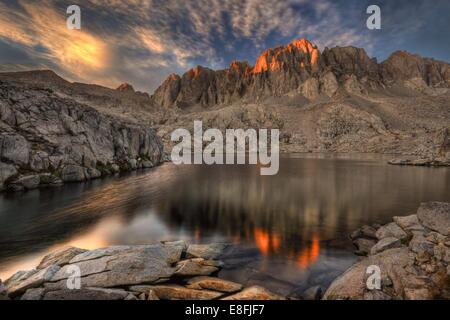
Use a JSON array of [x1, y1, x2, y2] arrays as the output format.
[[0, 0, 449, 93]]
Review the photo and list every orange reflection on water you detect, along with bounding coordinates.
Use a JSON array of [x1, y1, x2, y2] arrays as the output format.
[[271, 234, 280, 254], [0, 216, 120, 280], [254, 228, 270, 256], [297, 235, 320, 269], [254, 228, 282, 256], [253, 228, 321, 268], [60, 216, 122, 250]]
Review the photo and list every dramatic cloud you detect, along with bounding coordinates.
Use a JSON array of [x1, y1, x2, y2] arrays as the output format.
[[0, 1, 115, 85], [0, 0, 449, 93]]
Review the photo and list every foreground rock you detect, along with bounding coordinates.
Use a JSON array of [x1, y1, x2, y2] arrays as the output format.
[[417, 202, 450, 236], [2, 241, 283, 300], [222, 286, 285, 300], [186, 276, 242, 293], [150, 284, 223, 300], [325, 202, 450, 300]]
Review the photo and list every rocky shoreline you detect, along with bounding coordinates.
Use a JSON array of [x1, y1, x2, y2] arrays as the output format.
[[0, 241, 284, 301], [324, 202, 450, 300], [1, 202, 449, 301], [388, 158, 450, 167], [388, 128, 450, 167], [0, 80, 166, 193]]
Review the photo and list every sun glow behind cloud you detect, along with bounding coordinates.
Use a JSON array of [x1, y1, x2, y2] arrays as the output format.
[[62, 34, 107, 70], [0, 1, 109, 82]]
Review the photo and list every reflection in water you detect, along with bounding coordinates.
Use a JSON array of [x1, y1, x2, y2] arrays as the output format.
[[254, 228, 271, 256], [1, 155, 450, 292], [297, 235, 320, 269]]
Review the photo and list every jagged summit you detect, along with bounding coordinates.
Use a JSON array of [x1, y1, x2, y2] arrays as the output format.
[[152, 37, 324, 107], [152, 37, 450, 108], [116, 82, 135, 92], [253, 38, 319, 73]]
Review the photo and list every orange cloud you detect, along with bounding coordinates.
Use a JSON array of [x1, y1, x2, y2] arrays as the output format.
[[0, 3, 37, 46], [0, 1, 109, 79], [134, 27, 165, 53], [297, 234, 320, 269], [254, 228, 270, 256]]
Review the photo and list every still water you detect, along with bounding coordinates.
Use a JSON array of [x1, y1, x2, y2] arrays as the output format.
[[1, 154, 450, 294]]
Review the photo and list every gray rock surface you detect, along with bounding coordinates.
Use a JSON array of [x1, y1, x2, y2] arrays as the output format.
[[185, 276, 242, 293], [353, 238, 377, 256], [417, 202, 450, 236], [6, 265, 60, 297], [0, 80, 164, 192], [21, 288, 46, 300], [8, 174, 40, 190], [0, 133, 30, 165], [375, 222, 408, 240], [150, 284, 224, 300], [370, 237, 402, 255], [174, 258, 219, 276], [69, 245, 133, 264], [0, 162, 17, 191], [55, 245, 183, 287], [43, 288, 130, 300], [393, 215, 424, 232], [363, 290, 392, 300], [37, 247, 87, 269], [3, 241, 287, 300], [186, 243, 228, 260], [324, 248, 410, 300], [350, 225, 377, 240], [61, 165, 86, 182], [409, 233, 434, 255], [222, 286, 285, 300], [325, 202, 450, 300]]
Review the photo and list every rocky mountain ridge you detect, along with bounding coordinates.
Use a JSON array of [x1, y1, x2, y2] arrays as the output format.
[[150, 38, 449, 160], [0, 70, 170, 127], [152, 38, 450, 108]]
